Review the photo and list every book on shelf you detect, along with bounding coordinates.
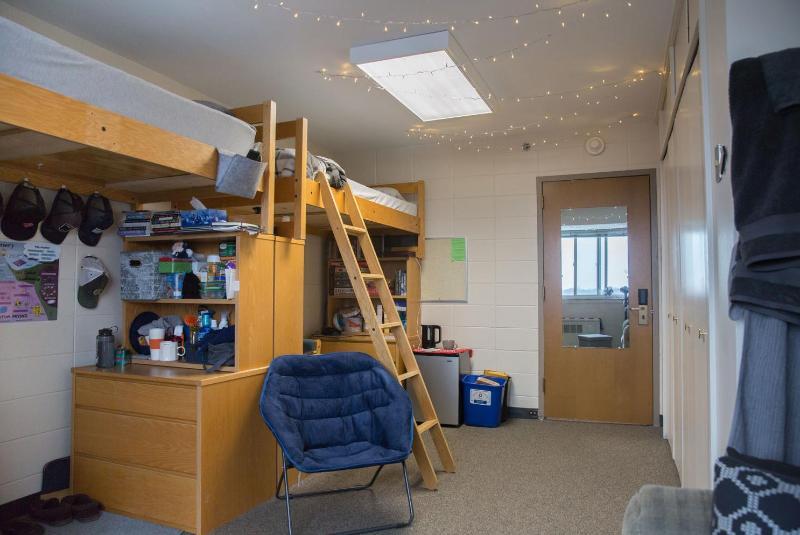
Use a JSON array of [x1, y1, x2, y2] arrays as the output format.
[[118, 210, 153, 237], [328, 260, 378, 297]]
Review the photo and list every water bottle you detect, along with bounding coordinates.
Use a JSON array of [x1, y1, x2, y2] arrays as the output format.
[[96, 327, 117, 368]]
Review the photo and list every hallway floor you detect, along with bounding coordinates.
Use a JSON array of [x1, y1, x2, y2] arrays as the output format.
[[46, 419, 679, 534]]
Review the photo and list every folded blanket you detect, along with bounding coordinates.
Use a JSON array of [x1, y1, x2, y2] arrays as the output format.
[[275, 148, 347, 188]]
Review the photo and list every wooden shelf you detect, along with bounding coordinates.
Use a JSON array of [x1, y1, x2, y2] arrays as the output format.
[[132, 357, 236, 373], [328, 256, 412, 263], [124, 298, 236, 305], [124, 232, 244, 243], [328, 294, 406, 300]]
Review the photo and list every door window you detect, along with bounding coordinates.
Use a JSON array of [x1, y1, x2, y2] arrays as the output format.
[[560, 206, 630, 348]]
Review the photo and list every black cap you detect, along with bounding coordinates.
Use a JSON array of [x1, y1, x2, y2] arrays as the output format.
[[41, 187, 84, 245], [79, 193, 113, 246], [1, 181, 46, 241]]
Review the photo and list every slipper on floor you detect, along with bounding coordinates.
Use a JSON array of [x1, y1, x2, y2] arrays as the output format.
[[0, 519, 44, 535], [30, 497, 71, 526], [62, 494, 103, 522]]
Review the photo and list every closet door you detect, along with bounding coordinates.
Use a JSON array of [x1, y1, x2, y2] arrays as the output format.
[[663, 140, 684, 473], [676, 58, 711, 490]]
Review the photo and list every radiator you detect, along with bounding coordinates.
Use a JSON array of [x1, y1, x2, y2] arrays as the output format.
[[562, 317, 601, 346]]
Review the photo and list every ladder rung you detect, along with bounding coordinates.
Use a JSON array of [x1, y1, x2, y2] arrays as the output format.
[[362, 273, 384, 281], [379, 321, 403, 330], [397, 370, 420, 382], [342, 224, 366, 236], [417, 419, 438, 434]]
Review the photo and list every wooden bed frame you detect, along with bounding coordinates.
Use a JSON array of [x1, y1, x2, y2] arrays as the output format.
[[200, 118, 426, 254], [0, 72, 281, 230]]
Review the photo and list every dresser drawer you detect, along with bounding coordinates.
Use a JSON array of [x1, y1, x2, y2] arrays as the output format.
[[75, 376, 196, 421], [74, 408, 197, 475], [73, 455, 196, 531]]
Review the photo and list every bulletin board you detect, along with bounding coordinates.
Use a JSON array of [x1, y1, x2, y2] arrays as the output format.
[[421, 238, 467, 302]]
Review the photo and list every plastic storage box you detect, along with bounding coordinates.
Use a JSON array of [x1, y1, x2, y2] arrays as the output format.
[[120, 251, 168, 300], [461, 374, 508, 428]]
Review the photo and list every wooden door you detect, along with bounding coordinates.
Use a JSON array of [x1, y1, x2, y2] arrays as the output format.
[[542, 176, 653, 424]]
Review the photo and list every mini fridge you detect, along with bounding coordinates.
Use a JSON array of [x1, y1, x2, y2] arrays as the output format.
[[411, 349, 471, 426]]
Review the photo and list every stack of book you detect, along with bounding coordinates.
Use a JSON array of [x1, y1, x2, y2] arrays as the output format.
[[150, 211, 182, 235], [117, 211, 152, 237], [329, 260, 378, 297]]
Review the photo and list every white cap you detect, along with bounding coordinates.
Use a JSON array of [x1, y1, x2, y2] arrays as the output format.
[[79, 255, 108, 286], [207, 255, 221, 263]]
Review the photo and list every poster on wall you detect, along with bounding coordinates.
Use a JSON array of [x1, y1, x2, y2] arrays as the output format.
[[0, 240, 60, 322]]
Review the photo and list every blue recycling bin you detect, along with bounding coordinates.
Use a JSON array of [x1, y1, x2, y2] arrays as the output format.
[[461, 374, 507, 428]]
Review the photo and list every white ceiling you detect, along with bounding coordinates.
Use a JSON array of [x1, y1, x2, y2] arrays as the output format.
[[7, 0, 674, 153]]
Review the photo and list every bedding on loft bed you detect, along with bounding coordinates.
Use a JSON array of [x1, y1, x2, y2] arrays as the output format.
[[275, 148, 418, 216], [0, 16, 265, 197]]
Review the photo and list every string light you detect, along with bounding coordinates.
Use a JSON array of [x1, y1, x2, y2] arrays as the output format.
[[250, 0, 603, 29], [406, 111, 644, 148]]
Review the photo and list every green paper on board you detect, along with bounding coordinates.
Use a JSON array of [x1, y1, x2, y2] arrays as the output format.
[[450, 238, 466, 262]]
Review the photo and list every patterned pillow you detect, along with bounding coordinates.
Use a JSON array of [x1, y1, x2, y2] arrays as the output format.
[[712, 450, 800, 534]]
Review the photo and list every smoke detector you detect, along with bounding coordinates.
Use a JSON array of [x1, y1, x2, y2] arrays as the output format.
[[585, 136, 606, 156]]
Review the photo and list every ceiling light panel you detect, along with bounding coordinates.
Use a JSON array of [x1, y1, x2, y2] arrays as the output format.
[[351, 31, 492, 122]]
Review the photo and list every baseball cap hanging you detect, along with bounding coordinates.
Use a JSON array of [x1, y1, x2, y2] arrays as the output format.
[[41, 187, 84, 245], [1, 180, 46, 241], [79, 192, 113, 246], [78, 255, 110, 309]]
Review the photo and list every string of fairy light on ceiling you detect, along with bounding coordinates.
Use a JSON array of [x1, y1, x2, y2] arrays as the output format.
[[247, 0, 644, 153], [249, 0, 634, 29], [409, 110, 642, 147], [317, 69, 659, 107]]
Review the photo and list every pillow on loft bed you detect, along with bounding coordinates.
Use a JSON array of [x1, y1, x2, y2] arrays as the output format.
[[373, 187, 406, 201]]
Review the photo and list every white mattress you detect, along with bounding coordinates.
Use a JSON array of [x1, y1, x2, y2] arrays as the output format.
[[349, 180, 417, 216], [0, 16, 255, 154]]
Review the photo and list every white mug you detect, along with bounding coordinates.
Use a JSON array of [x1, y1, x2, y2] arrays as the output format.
[[160, 341, 178, 362]]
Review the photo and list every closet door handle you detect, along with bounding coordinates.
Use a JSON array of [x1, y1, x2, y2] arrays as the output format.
[[714, 144, 727, 183], [698, 329, 708, 340]]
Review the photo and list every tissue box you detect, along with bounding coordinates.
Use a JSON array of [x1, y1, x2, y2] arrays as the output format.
[[180, 209, 227, 230]]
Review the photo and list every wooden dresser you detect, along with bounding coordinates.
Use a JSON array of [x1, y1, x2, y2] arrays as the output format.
[[71, 365, 276, 535]]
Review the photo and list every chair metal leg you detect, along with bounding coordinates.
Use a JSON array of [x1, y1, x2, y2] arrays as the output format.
[[274, 452, 414, 535], [334, 461, 414, 535], [282, 453, 293, 535], [276, 464, 384, 500]]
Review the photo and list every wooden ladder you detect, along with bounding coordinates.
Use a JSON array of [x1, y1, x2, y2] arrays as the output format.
[[318, 174, 456, 490]]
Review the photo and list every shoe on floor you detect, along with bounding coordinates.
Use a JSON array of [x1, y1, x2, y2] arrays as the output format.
[[0, 519, 44, 535], [62, 494, 103, 522], [30, 497, 71, 526]]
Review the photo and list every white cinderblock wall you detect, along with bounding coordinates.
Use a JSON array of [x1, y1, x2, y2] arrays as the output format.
[[335, 122, 659, 410], [0, 183, 128, 504]]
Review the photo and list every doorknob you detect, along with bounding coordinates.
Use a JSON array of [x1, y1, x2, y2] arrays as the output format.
[[629, 306, 649, 326]]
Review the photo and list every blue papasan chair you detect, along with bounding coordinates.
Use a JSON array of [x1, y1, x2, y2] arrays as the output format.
[[259, 352, 415, 535]]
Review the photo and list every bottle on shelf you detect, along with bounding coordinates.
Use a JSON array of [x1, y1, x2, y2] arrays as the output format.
[[203, 254, 227, 299]]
